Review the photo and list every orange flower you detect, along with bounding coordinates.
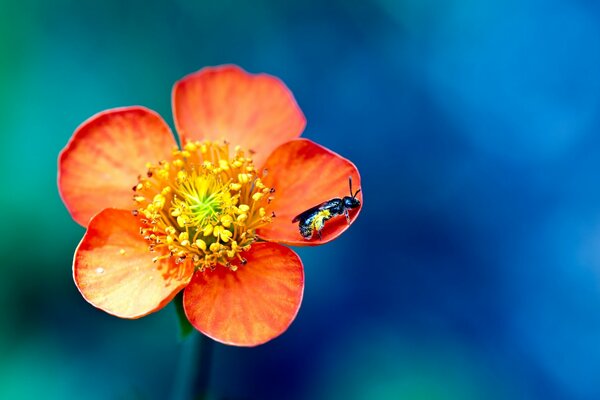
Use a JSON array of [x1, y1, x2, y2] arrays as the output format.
[[58, 65, 362, 346]]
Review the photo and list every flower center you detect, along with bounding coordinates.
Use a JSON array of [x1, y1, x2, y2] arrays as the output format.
[[132, 140, 274, 272]]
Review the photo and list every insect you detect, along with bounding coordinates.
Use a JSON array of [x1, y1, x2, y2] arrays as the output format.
[[292, 176, 361, 240]]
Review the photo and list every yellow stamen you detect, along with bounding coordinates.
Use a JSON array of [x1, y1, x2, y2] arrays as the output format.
[[252, 192, 264, 201], [133, 140, 273, 272]]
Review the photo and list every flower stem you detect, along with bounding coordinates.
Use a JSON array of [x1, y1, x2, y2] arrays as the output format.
[[171, 331, 214, 400], [193, 333, 214, 399]]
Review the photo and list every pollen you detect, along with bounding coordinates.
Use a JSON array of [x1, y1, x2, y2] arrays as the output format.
[[132, 140, 274, 272]]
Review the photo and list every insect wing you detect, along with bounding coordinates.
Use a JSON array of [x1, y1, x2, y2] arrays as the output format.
[[292, 202, 329, 223]]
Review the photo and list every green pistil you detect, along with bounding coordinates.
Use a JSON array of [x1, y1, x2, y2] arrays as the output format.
[[188, 195, 221, 224]]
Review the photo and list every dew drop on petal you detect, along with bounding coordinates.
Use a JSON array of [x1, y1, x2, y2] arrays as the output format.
[[96, 267, 105, 274]]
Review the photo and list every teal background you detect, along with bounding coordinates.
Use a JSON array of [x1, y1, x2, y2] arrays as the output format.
[[3, 0, 600, 399]]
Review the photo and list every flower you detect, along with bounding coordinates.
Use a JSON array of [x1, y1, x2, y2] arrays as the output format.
[[58, 65, 362, 346]]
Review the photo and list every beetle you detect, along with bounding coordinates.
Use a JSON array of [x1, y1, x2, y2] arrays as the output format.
[[292, 176, 361, 240]]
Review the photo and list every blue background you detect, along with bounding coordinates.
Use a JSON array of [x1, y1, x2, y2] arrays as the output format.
[[2, 0, 600, 398]]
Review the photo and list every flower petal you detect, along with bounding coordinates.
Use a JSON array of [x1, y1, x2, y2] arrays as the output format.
[[172, 65, 306, 167], [183, 242, 304, 346], [58, 107, 177, 227], [257, 139, 363, 246], [74, 208, 194, 318]]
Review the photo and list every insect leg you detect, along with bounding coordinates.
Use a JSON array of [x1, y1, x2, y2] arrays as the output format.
[[299, 222, 313, 240], [344, 209, 350, 223]]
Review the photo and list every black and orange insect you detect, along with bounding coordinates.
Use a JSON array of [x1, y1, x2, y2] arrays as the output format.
[[292, 177, 361, 240]]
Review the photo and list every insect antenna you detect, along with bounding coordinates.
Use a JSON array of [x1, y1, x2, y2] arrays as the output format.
[[349, 176, 361, 198]]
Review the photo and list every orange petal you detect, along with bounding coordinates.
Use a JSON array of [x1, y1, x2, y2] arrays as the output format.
[[183, 242, 304, 346], [172, 65, 306, 167], [58, 107, 177, 227], [74, 208, 194, 318], [257, 139, 363, 246]]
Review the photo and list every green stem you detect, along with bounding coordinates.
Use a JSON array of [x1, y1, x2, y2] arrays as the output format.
[[171, 293, 214, 400], [171, 332, 214, 400], [192, 333, 214, 399]]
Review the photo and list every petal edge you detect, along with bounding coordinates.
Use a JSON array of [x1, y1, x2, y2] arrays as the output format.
[[183, 242, 304, 346], [58, 106, 177, 227], [74, 208, 194, 318], [257, 139, 363, 246], [172, 65, 306, 167]]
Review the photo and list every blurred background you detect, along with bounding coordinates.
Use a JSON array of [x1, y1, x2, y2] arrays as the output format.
[[2, 0, 600, 398]]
